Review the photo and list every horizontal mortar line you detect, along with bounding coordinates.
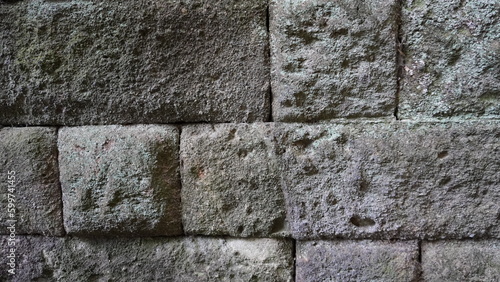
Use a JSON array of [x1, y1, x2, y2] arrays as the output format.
[[0, 121, 235, 127], [2, 118, 500, 128], [0, 234, 294, 241], [5, 234, 496, 243], [293, 238, 420, 243]]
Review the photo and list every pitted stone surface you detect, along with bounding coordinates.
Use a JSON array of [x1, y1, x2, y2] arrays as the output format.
[[270, 0, 398, 121], [58, 125, 182, 236], [0, 236, 293, 282], [0, 127, 64, 236], [181, 121, 500, 239], [422, 240, 500, 282], [296, 240, 420, 282], [181, 123, 288, 237], [278, 121, 500, 239], [0, 0, 499, 279], [400, 0, 500, 119], [0, 0, 269, 125]]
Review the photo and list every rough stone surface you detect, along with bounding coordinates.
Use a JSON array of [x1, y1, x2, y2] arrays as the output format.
[[181, 121, 500, 239], [181, 123, 288, 237], [278, 121, 500, 239], [0, 236, 293, 282], [0, 0, 269, 125], [58, 125, 182, 236], [422, 240, 500, 282], [400, 0, 500, 119], [296, 240, 420, 281], [270, 0, 398, 121], [0, 127, 64, 236]]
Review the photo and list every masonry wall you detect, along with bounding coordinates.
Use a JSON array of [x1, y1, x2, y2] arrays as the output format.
[[0, 0, 499, 281]]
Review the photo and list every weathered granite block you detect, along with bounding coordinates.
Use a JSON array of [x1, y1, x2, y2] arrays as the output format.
[[400, 0, 500, 119], [58, 125, 182, 236], [270, 0, 398, 121], [279, 121, 500, 239], [0, 236, 293, 282], [422, 240, 500, 282], [181, 123, 288, 237], [297, 240, 420, 281], [0, 127, 64, 236], [0, 0, 269, 125]]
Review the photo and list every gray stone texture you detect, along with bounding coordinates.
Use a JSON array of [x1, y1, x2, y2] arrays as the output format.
[[278, 121, 500, 239], [422, 240, 500, 282], [181, 121, 499, 239], [0, 0, 269, 125], [181, 123, 288, 237], [0, 127, 64, 236], [58, 125, 182, 236], [400, 0, 500, 119], [0, 236, 293, 282], [297, 240, 420, 282], [270, 0, 398, 122]]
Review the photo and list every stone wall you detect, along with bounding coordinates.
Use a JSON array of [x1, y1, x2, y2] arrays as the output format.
[[0, 0, 498, 281]]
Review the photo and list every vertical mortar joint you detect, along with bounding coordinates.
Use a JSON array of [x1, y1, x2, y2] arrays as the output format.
[[292, 239, 297, 282], [54, 126, 67, 236], [416, 240, 423, 282], [175, 124, 186, 235]]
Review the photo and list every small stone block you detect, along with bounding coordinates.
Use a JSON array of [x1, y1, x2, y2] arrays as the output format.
[[400, 0, 500, 119], [58, 125, 182, 236], [422, 240, 500, 282], [270, 0, 398, 121], [296, 240, 420, 281], [0, 127, 64, 236], [181, 123, 288, 237]]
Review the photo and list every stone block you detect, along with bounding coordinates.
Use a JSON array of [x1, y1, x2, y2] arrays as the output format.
[[0, 0, 269, 125], [422, 240, 500, 281], [0, 127, 64, 236], [400, 0, 500, 119], [270, 0, 398, 121], [181, 121, 499, 239], [278, 121, 500, 239], [296, 240, 419, 281], [0, 236, 293, 281], [58, 125, 182, 236], [181, 123, 288, 237]]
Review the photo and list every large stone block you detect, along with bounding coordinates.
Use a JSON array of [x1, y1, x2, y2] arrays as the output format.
[[181, 121, 499, 239], [270, 0, 398, 121], [278, 121, 500, 239], [0, 236, 293, 281], [181, 123, 288, 237], [400, 0, 500, 119], [0, 0, 269, 125], [422, 240, 500, 282], [58, 125, 182, 236], [297, 240, 420, 281], [0, 127, 64, 236]]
